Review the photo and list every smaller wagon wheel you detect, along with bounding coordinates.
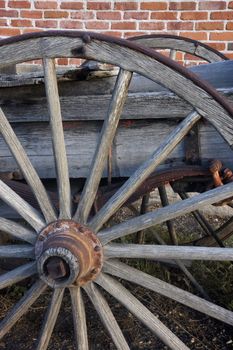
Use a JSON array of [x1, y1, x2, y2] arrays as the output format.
[[128, 34, 231, 249], [0, 31, 232, 349]]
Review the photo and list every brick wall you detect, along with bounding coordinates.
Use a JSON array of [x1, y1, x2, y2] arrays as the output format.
[[0, 0, 233, 64]]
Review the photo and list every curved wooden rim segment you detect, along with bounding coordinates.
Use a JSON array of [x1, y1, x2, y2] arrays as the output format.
[[0, 30, 233, 140], [128, 33, 228, 60]]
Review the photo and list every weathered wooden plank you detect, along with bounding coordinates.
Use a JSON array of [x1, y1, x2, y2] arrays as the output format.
[[36, 288, 64, 350], [43, 58, 71, 219], [0, 119, 231, 179], [98, 182, 233, 244], [0, 279, 46, 339], [89, 111, 201, 232], [69, 287, 89, 350], [103, 260, 233, 326], [104, 244, 233, 261], [74, 69, 132, 223], [84, 282, 130, 350], [96, 273, 189, 350]]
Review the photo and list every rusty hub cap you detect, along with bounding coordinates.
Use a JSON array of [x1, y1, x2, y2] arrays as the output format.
[[35, 220, 103, 288]]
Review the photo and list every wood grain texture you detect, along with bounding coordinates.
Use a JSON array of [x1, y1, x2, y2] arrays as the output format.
[[98, 182, 233, 244], [43, 58, 71, 219], [0, 108, 56, 223], [0, 245, 34, 258], [0, 180, 45, 232], [0, 279, 46, 339], [74, 69, 132, 223], [0, 262, 37, 291], [104, 244, 233, 261], [36, 288, 64, 350], [90, 111, 201, 232], [130, 36, 224, 62], [84, 282, 130, 350], [103, 260, 233, 326], [96, 272, 189, 350], [0, 217, 36, 244], [69, 287, 89, 350]]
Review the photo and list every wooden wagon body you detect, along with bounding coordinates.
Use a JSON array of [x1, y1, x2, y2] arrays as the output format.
[[0, 32, 232, 350]]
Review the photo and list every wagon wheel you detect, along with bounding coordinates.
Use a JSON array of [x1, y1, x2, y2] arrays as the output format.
[[0, 31, 232, 349], [129, 34, 229, 248]]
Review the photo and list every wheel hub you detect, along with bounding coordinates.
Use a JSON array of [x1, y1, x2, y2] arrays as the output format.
[[35, 220, 103, 288]]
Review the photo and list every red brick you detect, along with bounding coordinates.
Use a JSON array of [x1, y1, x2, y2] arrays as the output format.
[[169, 2, 196, 10], [102, 30, 122, 37], [210, 32, 233, 41], [111, 21, 136, 30], [124, 31, 147, 38], [182, 32, 208, 41], [69, 58, 82, 65], [211, 11, 233, 19], [44, 11, 68, 18], [35, 1, 57, 9], [21, 10, 42, 18], [114, 2, 138, 10], [180, 11, 208, 20], [0, 28, 20, 36], [71, 11, 94, 20], [87, 2, 111, 10], [139, 22, 165, 30], [0, 19, 7, 26], [167, 22, 194, 31], [97, 11, 121, 20], [0, 1, 5, 8], [141, 2, 167, 10], [205, 42, 225, 51], [85, 21, 109, 30], [11, 19, 32, 27], [60, 2, 83, 10], [124, 11, 149, 20], [226, 22, 233, 30], [22, 28, 42, 33], [196, 22, 224, 30], [9, 1, 30, 8], [199, 1, 226, 10], [229, 1, 233, 9], [223, 53, 233, 59], [151, 11, 177, 20], [0, 9, 18, 17], [35, 20, 57, 28], [60, 20, 83, 29], [57, 58, 68, 65]]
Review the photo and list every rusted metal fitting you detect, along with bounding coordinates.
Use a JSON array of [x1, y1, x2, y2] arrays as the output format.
[[35, 220, 103, 288], [222, 168, 233, 183], [209, 159, 223, 187]]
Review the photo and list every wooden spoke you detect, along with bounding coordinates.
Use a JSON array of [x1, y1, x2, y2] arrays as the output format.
[[0, 262, 37, 290], [103, 260, 233, 326], [36, 288, 64, 350], [104, 243, 233, 261], [0, 245, 34, 258], [74, 69, 132, 224], [98, 182, 233, 244], [0, 108, 56, 223], [69, 287, 89, 350], [169, 49, 176, 60], [96, 273, 189, 350], [0, 217, 36, 244], [43, 58, 71, 219], [0, 180, 45, 232], [84, 282, 130, 350], [89, 111, 201, 232], [0, 279, 46, 339]]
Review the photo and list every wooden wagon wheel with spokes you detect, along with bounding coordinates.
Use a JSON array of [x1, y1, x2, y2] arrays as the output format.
[[0, 31, 232, 349]]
